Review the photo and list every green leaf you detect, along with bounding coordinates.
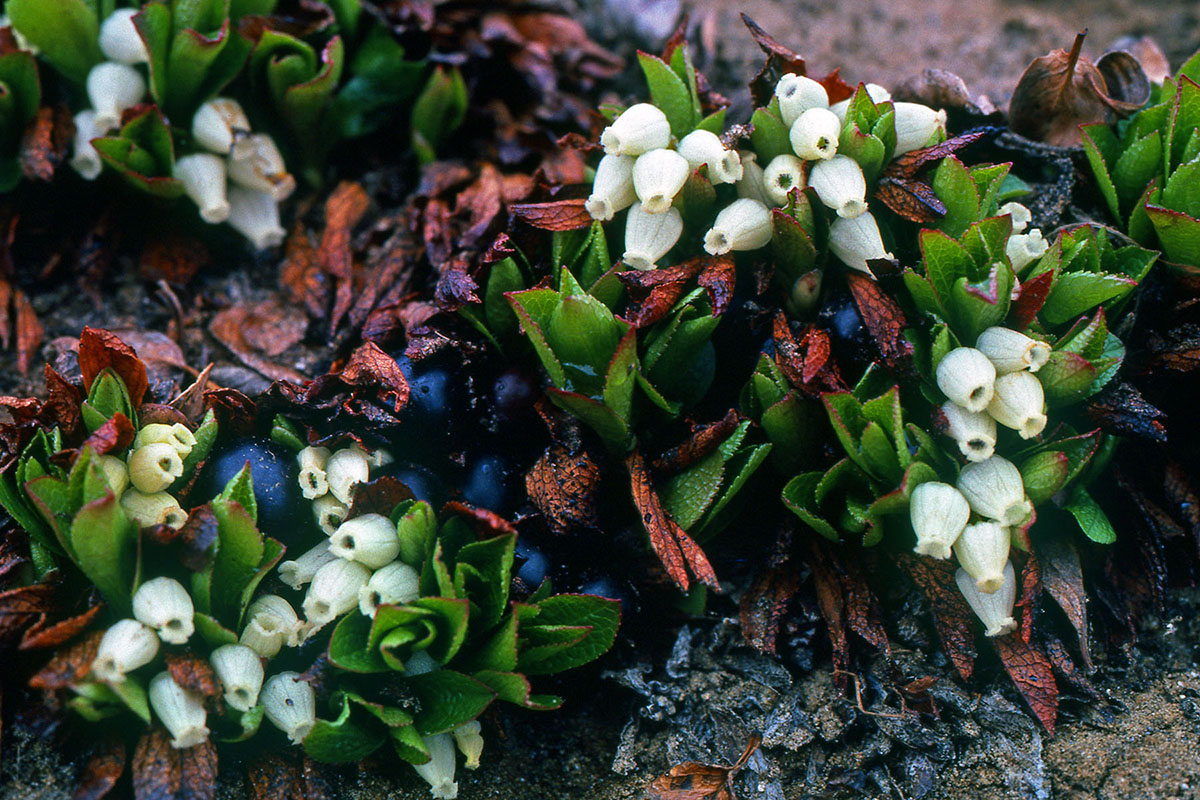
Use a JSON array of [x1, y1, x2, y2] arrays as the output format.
[[473, 670, 562, 711], [396, 500, 437, 569], [1065, 488, 1117, 543], [947, 261, 1014, 342], [193, 613, 238, 647], [637, 50, 695, 137], [749, 106, 791, 163], [407, 670, 497, 735], [1038, 350, 1098, 406], [165, 21, 233, 120], [411, 65, 467, 164], [84, 370, 135, 430], [1111, 131, 1163, 215], [303, 692, 387, 763], [919, 228, 972, 305], [694, 442, 772, 540], [0, 51, 40, 131], [208, 497, 264, 624], [1020, 450, 1069, 506], [781, 472, 839, 541], [6, 0, 102, 84], [391, 724, 431, 765], [506, 288, 567, 387], [546, 388, 629, 450], [453, 534, 514, 629], [1162, 157, 1200, 220], [518, 594, 619, 675], [932, 156, 980, 237], [71, 491, 136, 613], [217, 464, 258, 523], [661, 449, 725, 531], [483, 257, 526, 342], [1146, 205, 1200, 266], [329, 611, 389, 673], [1080, 126, 1119, 219], [1040, 271, 1138, 326], [217, 704, 264, 743], [107, 675, 151, 723]]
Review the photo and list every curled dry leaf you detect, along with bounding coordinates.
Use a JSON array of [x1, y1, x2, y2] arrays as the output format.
[[1084, 383, 1167, 442], [846, 271, 912, 371], [652, 409, 742, 473], [739, 527, 799, 656], [525, 443, 601, 535], [1009, 31, 1147, 147], [772, 314, 846, 396], [627, 450, 719, 593], [894, 68, 997, 116], [132, 728, 218, 800], [0, 582, 57, 648], [509, 198, 592, 231], [345, 476, 415, 520], [648, 735, 761, 800], [79, 328, 148, 407], [81, 412, 136, 456], [1108, 35, 1170, 84], [14, 288, 42, 376], [1038, 537, 1093, 671], [992, 634, 1058, 734], [898, 553, 977, 681], [209, 297, 308, 385], [139, 233, 209, 284], [319, 182, 371, 333], [178, 505, 219, 573], [29, 629, 102, 689], [20, 602, 103, 651], [20, 104, 72, 182], [74, 735, 126, 800]]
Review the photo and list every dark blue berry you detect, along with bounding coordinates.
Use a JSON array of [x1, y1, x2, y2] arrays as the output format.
[[195, 438, 299, 538]]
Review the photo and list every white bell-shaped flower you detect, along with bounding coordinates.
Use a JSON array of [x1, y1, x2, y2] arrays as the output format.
[[303, 559, 371, 628], [936, 347, 996, 412], [87, 62, 146, 130], [828, 211, 893, 273], [976, 326, 1050, 374], [414, 732, 459, 799], [987, 371, 1047, 439], [809, 154, 866, 218], [262, 672, 316, 745], [240, 595, 303, 657], [998, 202, 1032, 233], [120, 489, 187, 529], [127, 442, 183, 494], [789, 107, 841, 161], [631, 148, 690, 214], [97, 455, 129, 496], [762, 154, 806, 206], [776, 73, 829, 127], [98, 8, 149, 65], [599, 103, 671, 157], [210, 644, 264, 712], [953, 520, 1011, 593], [149, 671, 209, 748], [623, 202, 682, 270], [133, 423, 196, 459], [359, 561, 421, 617], [453, 721, 484, 770], [676, 129, 742, 184], [941, 401, 997, 463], [226, 134, 294, 201], [326, 446, 370, 504], [278, 541, 338, 590], [192, 98, 252, 157], [296, 446, 331, 500], [313, 494, 350, 536], [133, 577, 194, 644], [956, 562, 1017, 637], [92, 619, 159, 684], [1006, 229, 1048, 272], [956, 455, 1033, 527], [703, 198, 772, 255], [584, 154, 636, 222], [909, 482, 970, 559], [329, 513, 401, 569], [70, 110, 108, 181], [227, 186, 286, 250], [174, 154, 231, 224], [735, 150, 773, 206], [892, 102, 947, 155]]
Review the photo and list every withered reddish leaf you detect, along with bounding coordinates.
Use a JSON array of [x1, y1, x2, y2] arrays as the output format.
[[807, 538, 849, 683], [1043, 635, 1099, 698], [434, 257, 480, 311], [74, 735, 126, 800], [209, 299, 308, 384], [510, 198, 592, 231], [280, 224, 328, 320], [843, 557, 890, 654], [0, 582, 56, 647], [1038, 537, 1092, 671], [248, 753, 301, 800], [652, 409, 741, 473], [14, 288, 42, 375], [817, 68, 855, 105], [180, 739, 217, 800], [81, 412, 136, 456], [20, 105, 70, 182], [139, 233, 209, 284], [697, 255, 736, 316], [1009, 31, 1145, 147], [79, 328, 149, 406], [20, 602, 102, 650], [873, 177, 947, 223], [319, 181, 370, 332], [204, 388, 258, 439], [773, 314, 845, 396], [739, 562, 799, 656], [138, 404, 191, 428], [1145, 326, 1200, 372], [619, 261, 703, 328], [556, 132, 600, 152], [846, 271, 913, 370], [740, 13, 805, 107], [44, 364, 83, 437], [1008, 270, 1055, 330], [164, 653, 220, 703], [899, 554, 976, 681], [627, 450, 719, 593], [1165, 459, 1200, 545], [454, 163, 508, 249], [346, 476, 414, 520], [442, 501, 518, 538], [336, 342, 409, 413], [1085, 382, 1167, 441], [30, 629, 102, 689], [992, 634, 1058, 734], [525, 444, 601, 534], [178, 505, 219, 573], [0, 275, 12, 350], [1015, 552, 1041, 643], [647, 735, 760, 800], [881, 129, 991, 181]]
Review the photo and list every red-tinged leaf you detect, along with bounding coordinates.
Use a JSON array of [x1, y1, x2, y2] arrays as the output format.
[[652, 409, 741, 473], [132, 728, 218, 800], [178, 505, 218, 573], [0, 582, 56, 647], [14, 288, 42, 375], [510, 198, 592, 231], [697, 254, 736, 317], [619, 261, 704, 328], [29, 630, 102, 689], [319, 181, 370, 333], [0, 275, 12, 351], [1085, 382, 1167, 442], [992, 634, 1058, 734], [806, 538, 849, 688], [180, 739, 217, 800], [1015, 553, 1041, 643], [81, 412, 136, 456], [74, 735, 126, 800], [21, 602, 102, 650], [44, 363, 83, 439], [874, 176, 947, 223], [1008, 270, 1055, 329], [20, 105, 71, 182], [525, 444, 601, 535], [1043, 635, 1099, 698], [843, 556, 890, 654], [335, 342, 410, 413], [772, 314, 846, 396], [647, 735, 760, 800], [79, 328, 149, 406], [817, 68, 855, 105], [1038, 537, 1092, 671], [740, 13, 805, 106], [899, 554, 977, 681], [442, 501, 518, 537], [280, 223, 329, 320], [555, 132, 601, 152], [434, 257, 480, 311], [139, 232, 209, 284], [209, 298, 309, 384], [627, 450, 719, 593], [164, 653, 220, 704], [345, 476, 414, 520], [846, 271, 913, 371], [881, 129, 992, 181], [739, 561, 799, 656]]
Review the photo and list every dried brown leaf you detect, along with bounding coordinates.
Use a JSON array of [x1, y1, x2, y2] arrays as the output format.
[[164, 653, 220, 704], [209, 299, 307, 384], [14, 288, 42, 375], [846, 271, 912, 370], [81, 412, 136, 456], [619, 260, 703, 328], [524, 444, 601, 534], [319, 181, 370, 332], [739, 561, 798, 656], [79, 328, 148, 407], [627, 450, 719, 593], [1008, 270, 1055, 330], [20, 602, 102, 650], [131, 727, 216, 800], [992, 634, 1058, 734], [178, 505, 219, 573], [29, 629, 102, 689], [345, 476, 414, 520], [899, 554, 976, 681], [20, 104, 71, 182], [280, 224, 328, 319], [1085, 382, 1167, 441], [1038, 537, 1092, 671], [648, 735, 760, 800], [0, 582, 56, 648], [73, 735, 126, 800], [510, 198, 592, 231], [772, 314, 845, 396], [139, 234, 209, 284], [873, 176, 947, 223], [652, 409, 742, 473]]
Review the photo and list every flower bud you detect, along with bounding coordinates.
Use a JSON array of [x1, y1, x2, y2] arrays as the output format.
[[1006, 229, 1048, 272], [631, 148, 690, 214], [789, 269, 823, 316], [134, 423, 197, 459], [953, 520, 1010, 593], [128, 442, 184, 494], [97, 454, 129, 496], [87, 62, 146, 131], [987, 371, 1047, 439], [326, 446, 371, 505], [892, 102, 947, 155], [941, 401, 997, 462], [703, 198, 772, 255], [584, 154, 636, 221], [998, 202, 1031, 233], [313, 494, 350, 536], [623, 202, 682, 270], [454, 721, 484, 770], [296, 446, 331, 500], [192, 98, 252, 157], [676, 129, 742, 184], [279, 541, 337, 590], [359, 561, 421, 617], [809, 155, 866, 218], [735, 150, 773, 206], [414, 732, 459, 799], [227, 186, 286, 250], [133, 576, 195, 644], [227, 134, 294, 201], [209, 644, 264, 712], [828, 211, 893, 273], [121, 489, 187, 529], [909, 482, 970, 559], [240, 595, 303, 657], [956, 562, 1016, 637], [976, 326, 1050, 374], [329, 513, 401, 569], [776, 73, 829, 127], [789, 107, 841, 161], [262, 672, 315, 745], [99, 9, 149, 65], [303, 558, 371, 627], [936, 347, 996, 412], [71, 110, 107, 180], [956, 455, 1033, 527], [599, 103, 671, 157], [174, 154, 230, 224], [91, 619, 159, 683], [149, 671, 209, 749], [762, 154, 806, 206]]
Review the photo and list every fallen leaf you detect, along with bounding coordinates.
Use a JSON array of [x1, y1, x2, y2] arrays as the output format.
[[280, 224, 328, 320], [139, 233, 209, 284], [1037, 537, 1092, 671], [73, 735, 126, 800], [43, 364, 83, 439], [1009, 31, 1145, 147], [874, 176, 947, 223], [333, 342, 410, 413], [209, 299, 308, 384], [619, 260, 704, 328], [20, 104, 71, 182], [525, 444, 601, 535], [1085, 382, 1167, 442], [1043, 635, 1099, 698], [697, 254, 736, 317], [79, 328, 148, 407], [627, 450, 719, 593], [247, 752, 327, 800], [1015, 552, 1042, 643], [648, 735, 760, 800], [132, 728, 217, 800], [772, 314, 846, 396], [20, 602, 102, 650], [843, 555, 890, 654], [992, 634, 1058, 734], [433, 256, 480, 311], [81, 412, 136, 456], [178, 505, 219, 573], [510, 198, 592, 231], [740, 13, 805, 106], [899, 554, 977, 681], [29, 629, 102, 689], [880, 129, 992, 180], [894, 68, 997, 116], [739, 527, 798, 656], [0, 582, 57, 649], [14, 289, 42, 375], [846, 271, 913, 371], [345, 476, 415, 520], [319, 181, 370, 333], [1165, 459, 1200, 546]]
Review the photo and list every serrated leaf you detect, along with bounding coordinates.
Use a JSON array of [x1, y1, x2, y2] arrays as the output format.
[[303, 692, 386, 763], [407, 669, 496, 735], [1065, 488, 1116, 543], [518, 594, 619, 675], [1040, 271, 1138, 326], [637, 51, 695, 137], [749, 106, 791, 162]]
